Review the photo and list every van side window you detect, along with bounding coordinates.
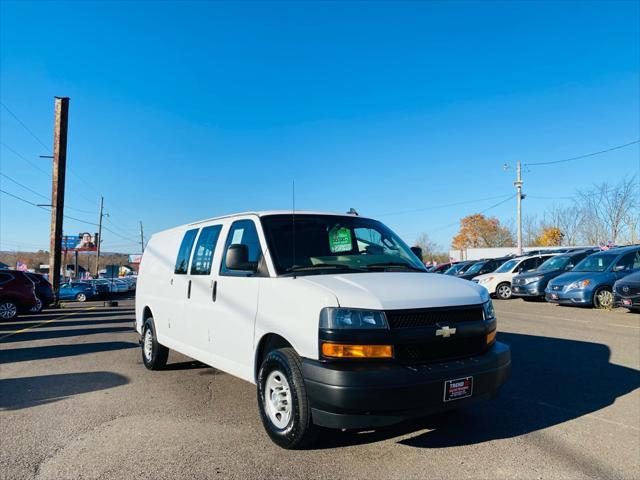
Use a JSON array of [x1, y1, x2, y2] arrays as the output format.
[[220, 220, 263, 275], [174, 229, 199, 274], [190, 225, 223, 275], [0, 272, 13, 285], [616, 251, 640, 271]]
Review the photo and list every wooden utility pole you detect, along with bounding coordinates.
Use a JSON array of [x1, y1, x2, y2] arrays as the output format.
[[49, 97, 69, 304], [139, 221, 145, 255], [96, 195, 104, 276]]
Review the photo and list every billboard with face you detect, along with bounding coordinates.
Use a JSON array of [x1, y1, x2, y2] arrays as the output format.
[[62, 233, 98, 251]]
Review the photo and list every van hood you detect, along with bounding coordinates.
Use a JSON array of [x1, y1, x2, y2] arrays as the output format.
[[299, 272, 489, 310]]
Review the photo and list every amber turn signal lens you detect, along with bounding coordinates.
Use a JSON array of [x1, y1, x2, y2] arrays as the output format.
[[486, 330, 496, 344], [321, 343, 393, 358]]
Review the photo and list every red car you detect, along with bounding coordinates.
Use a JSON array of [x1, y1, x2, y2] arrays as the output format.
[[0, 270, 37, 320]]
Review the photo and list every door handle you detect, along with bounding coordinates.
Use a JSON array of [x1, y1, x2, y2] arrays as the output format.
[[212, 280, 217, 302], [187, 280, 192, 299]]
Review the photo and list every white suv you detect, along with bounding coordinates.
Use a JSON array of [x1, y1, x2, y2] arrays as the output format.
[[473, 254, 556, 299], [136, 211, 511, 448]]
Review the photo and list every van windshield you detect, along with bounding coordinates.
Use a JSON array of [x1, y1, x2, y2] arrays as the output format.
[[260, 214, 427, 276]]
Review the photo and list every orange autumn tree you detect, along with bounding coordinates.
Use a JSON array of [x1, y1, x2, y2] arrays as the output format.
[[535, 226, 564, 246], [451, 214, 514, 250]]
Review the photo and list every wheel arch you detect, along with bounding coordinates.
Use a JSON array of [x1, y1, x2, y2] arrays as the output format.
[[254, 333, 294, 383]]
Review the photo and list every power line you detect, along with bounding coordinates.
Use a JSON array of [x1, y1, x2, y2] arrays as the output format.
[[374, 194, 513, 218], [0, 142, 51, 177], [0, 102, 51, 152], [430, 194, 517, 234], [0, 172, 49, 201], [0, 188, 99, 227], [525, 140, 639, 167]]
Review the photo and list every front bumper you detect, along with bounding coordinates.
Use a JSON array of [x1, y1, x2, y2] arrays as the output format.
[[301, 341, 511, 430], [512, 282, 544, 297], [614, 293, 640, 310], [545, 288, 592, 305]]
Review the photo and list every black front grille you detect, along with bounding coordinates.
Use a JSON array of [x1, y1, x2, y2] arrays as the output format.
[[395, 336, 487, 364], [386, 305, 484, 329], [616, 284, 640, 296]]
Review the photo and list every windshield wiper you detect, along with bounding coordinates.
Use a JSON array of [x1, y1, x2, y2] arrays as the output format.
[[282, 264, 367, 276], [363, 262, 426, 272]]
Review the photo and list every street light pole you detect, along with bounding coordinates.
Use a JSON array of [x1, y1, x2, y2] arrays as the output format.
[[514, 160, 523, 255]]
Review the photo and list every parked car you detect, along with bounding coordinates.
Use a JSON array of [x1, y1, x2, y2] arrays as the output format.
[[429, 262, 455, 274], [59, 282, 97, 302], [458, 257, 511, 282], [136, 211, 511, 449], [474, 254, 556, 299], [614, 271, 640, 312], [545, 246, 640, 309], [0, 270, 37, 320], [511, 249, 597, 301], [444, 260, 476, 276], [87, 279, 111, 296], [24, 272, 54, 313]]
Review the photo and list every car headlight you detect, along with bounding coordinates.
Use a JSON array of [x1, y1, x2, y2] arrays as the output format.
[[319, 308, 389, 330], [524, 275, 543, 285], [568, 279, 590, 290], [483, 300, 496, 321]]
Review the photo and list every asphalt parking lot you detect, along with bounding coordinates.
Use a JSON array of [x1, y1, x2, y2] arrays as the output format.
[[1, 298, 639, 480]]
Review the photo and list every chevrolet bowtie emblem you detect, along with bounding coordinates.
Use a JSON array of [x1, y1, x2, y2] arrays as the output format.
[[436, 326, 456, 338]]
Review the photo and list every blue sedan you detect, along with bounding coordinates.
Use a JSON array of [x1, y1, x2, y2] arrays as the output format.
[[545, 246, 640, 309], [59, 282, 97, 302]]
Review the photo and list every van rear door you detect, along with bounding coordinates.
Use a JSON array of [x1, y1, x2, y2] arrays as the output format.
[[170, 228, 199, 346]]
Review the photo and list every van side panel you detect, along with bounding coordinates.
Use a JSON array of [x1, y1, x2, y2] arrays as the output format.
[[254, 278, 339, 367], [135, 228, 183, 335]]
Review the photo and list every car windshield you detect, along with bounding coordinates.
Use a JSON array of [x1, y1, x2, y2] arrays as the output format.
[[495, 259, 519, 273], [573, 253, 617, 272], [538, 255, 570, 272], [464, 262, 486, 275], [260, 214, 427, 276], [444, 263, 465, 274]]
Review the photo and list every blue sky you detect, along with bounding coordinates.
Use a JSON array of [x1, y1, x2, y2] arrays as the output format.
[[1, 0, 638, 253]]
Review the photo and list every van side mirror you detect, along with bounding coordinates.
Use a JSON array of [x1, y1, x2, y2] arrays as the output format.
[[225, 244, 256, 272], [410, 246, 423, 260], [565, 264, 574, 271], [613, 264, 626, 272]]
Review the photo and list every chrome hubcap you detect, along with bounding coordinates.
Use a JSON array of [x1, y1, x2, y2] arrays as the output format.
[[264, 370, 292, 429], [598, 290, 613, 308], [143, 329, 153, 361], [0, 302, 17, 319], [77, 294, 86, 302]]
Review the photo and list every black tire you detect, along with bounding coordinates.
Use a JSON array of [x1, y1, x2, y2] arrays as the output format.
[[29, 296, 44, 313], [0, 299, 19, 321], [495, 282, 512, 300], [141, 317, 169, 370], [257, 348, 316, 449], [593, 287, 613, 309]]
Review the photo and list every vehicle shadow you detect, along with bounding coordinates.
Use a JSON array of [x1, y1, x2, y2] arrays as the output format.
[[0, 326, 133, 344], [0, 371, 129, 410], [0, 341, 139, 364], [0, 317, 133, 332], [312, 332, 640, 449], [163, 360, 209, 370]]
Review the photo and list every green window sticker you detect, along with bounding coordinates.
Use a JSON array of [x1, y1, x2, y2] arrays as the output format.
[[329, 226, 353, 253]]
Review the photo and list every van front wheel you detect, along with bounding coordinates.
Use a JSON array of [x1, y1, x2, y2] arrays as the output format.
[[142, 317, 169, 370], [257, 348, 316, 449]]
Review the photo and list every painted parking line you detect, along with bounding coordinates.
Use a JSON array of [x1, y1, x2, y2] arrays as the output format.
[[0, 306, 97, 341]]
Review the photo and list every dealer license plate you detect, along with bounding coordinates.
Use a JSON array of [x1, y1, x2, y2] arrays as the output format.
[[550, 293, 559, 300], [512, 286, 521, 293], [444, 376, 473, 402], [623, 299, 632, 306]]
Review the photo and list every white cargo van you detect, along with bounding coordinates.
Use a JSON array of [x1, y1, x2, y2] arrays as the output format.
[[136, 211, 511, 448]]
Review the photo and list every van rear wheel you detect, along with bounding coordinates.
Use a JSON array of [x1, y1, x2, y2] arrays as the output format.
[[257, 348, 316, 449], [142, 317, 169, 370]]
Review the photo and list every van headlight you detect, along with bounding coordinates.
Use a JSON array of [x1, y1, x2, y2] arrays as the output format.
[[319, 308, 389, 330], [483, 300, 496, 321]]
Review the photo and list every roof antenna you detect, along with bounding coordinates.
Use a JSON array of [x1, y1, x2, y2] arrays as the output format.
[[292, 179, 296, 278]]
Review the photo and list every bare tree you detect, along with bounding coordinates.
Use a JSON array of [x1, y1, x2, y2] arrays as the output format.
[[522, 214, 541, 246], [543, 203, 584, 246], [414, 233, 441, 262], [576, 176, 638, 244]]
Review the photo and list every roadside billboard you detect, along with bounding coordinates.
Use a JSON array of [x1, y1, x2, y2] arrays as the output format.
[[62, 233, 99, 251]]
